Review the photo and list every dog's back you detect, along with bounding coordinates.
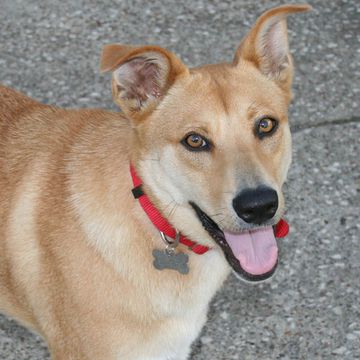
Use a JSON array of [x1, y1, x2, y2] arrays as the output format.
[[0, 85, 129, 333], [0, 85, 39, 123], [0, 85, 63, 327], [0, 85, 43, 326], [0, 85, 51, 180]]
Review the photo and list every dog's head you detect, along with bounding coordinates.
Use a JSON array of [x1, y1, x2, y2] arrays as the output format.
[[101, 4, 311, 282]]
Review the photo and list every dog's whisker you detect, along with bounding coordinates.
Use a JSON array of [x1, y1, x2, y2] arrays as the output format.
[[167, 203, 179, 220], [162, 200, 176, 213], [214, 217, 226, 225], [208, 212, 224, 218], [142, 157, 160, 162], [216, 208, 227, 212], [208, 207, 227, 218]]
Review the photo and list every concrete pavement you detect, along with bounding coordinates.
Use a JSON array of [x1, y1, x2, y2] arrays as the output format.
[[0, 0, 359, 359]]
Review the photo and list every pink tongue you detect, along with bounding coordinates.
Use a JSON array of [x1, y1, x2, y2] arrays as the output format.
[[224, 227, 278, 276]]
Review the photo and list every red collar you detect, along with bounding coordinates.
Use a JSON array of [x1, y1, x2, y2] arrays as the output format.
[[130, 164, 289, 255], [130, 164, 210, 254]]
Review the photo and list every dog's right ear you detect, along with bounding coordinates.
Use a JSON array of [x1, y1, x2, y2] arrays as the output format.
[[100, 44, 189, 121]]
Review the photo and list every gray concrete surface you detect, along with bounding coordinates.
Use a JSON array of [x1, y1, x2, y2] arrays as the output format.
[[0, 0, 359, 359]]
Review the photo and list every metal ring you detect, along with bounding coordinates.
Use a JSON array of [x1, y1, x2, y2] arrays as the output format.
[[159, 230, 180, 248]]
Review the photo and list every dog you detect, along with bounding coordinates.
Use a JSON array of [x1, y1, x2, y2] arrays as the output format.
[[0, 4, 311, 359]]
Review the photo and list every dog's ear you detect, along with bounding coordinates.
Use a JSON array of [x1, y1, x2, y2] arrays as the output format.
[[233, 4, 311, 94], [100, 44, 189, 120]]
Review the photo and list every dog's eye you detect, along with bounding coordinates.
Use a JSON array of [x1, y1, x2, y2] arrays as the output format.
[[256, 117, 278, 138], [181, 133, 210, 151]]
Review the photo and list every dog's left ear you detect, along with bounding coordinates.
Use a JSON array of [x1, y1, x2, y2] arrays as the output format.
[[100, 44, 189, 121], [234, 4, 311, 94]]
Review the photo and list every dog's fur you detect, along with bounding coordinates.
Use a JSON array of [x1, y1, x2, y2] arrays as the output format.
[[0, 5, 310, 359]]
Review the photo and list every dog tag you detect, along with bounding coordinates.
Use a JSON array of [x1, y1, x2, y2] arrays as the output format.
[[152, 249, 189, 275]]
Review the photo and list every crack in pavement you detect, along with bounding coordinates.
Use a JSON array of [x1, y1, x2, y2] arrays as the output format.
[[292, 116, 360, 133]]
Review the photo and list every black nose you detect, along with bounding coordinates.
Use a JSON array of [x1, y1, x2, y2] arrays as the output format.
[[232, 186, 278, 224]]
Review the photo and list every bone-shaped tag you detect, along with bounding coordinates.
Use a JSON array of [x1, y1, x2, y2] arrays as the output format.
[[152, 249, 189, 275]]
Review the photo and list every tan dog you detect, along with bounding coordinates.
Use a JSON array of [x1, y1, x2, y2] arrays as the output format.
[[0, 4, 310, 360]]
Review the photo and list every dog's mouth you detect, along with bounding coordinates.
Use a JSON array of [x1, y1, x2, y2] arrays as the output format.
[[189, 202, 278, 282]]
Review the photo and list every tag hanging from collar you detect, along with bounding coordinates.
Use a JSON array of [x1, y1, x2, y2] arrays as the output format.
[[152, 231, 189, 274]]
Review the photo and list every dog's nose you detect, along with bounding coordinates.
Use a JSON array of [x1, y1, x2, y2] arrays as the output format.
[[232, 186, 278, 224]]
